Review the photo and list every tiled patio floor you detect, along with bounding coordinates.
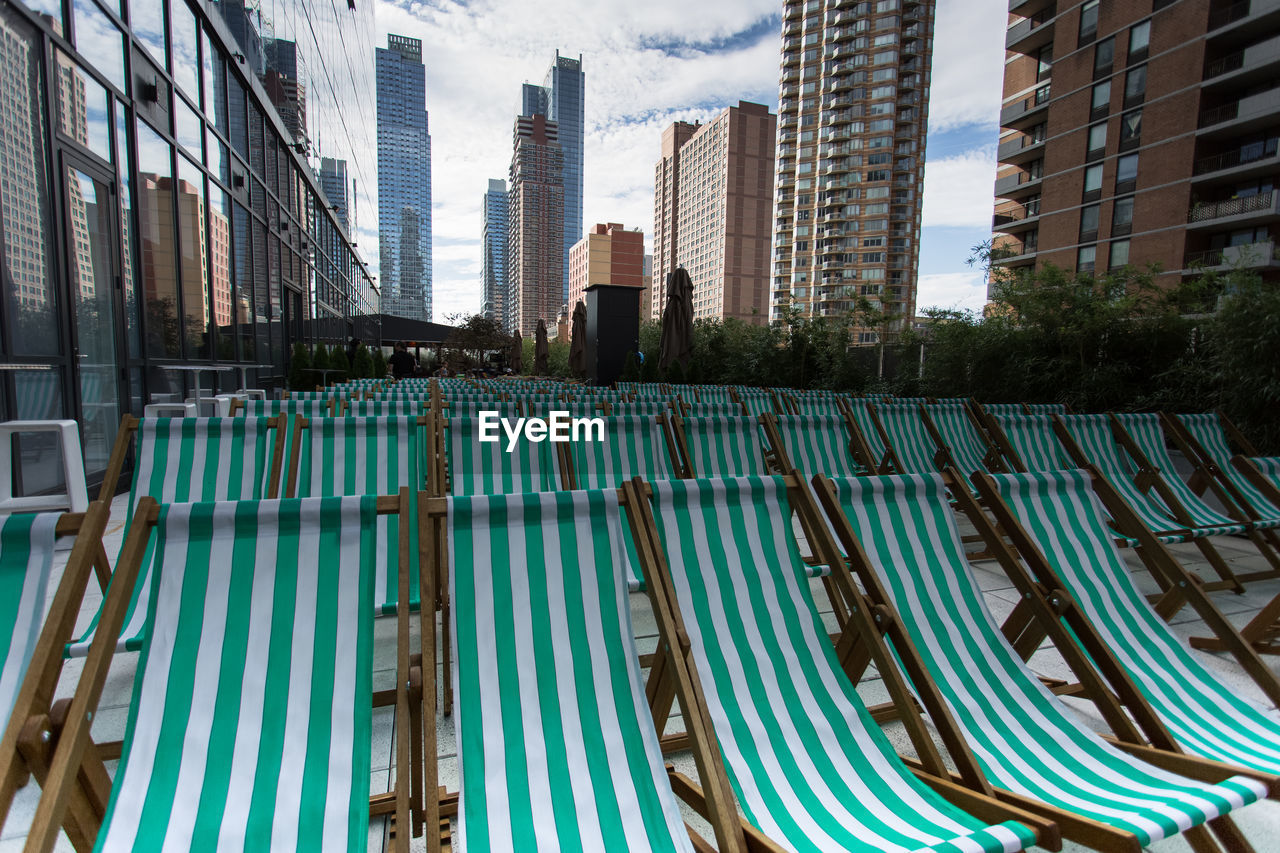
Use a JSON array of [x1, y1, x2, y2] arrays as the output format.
[[5, 492, 1280, 852]]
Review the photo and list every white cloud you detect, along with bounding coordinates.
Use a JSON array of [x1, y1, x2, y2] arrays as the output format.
[[922, 147, 997, 229], [915, 271, 989, 314], [926, 0, 1008, 133]]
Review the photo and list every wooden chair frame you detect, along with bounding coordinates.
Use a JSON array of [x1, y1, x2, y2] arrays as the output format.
[[840, 403, 893, 474], [555, 414, 680, 491], [630, 473, 1059, 852], [809, 472, 1256, 853]]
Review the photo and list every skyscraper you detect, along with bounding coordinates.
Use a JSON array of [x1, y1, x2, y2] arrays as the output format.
[[654, 102, 777, 325], [482, 178, 508, 323], [771, 0, 935, 343], [652, 120, 701, 318], [376, 34, 433, 321], [508, 113, 564, 336], [992, 0, 1280, 286], [319, 157, 350, 232], [521, 51, 584, 300]]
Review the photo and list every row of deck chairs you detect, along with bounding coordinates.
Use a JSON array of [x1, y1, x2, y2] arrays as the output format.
[[7, 465, 1280, 850]]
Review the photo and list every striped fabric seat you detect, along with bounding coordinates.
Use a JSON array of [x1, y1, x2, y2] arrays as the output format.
[[735, 392, 778, 417], [787, 395, 847, 418], [990, 414, 1071, 473], [609, 401, 674, 416], [347, 400, 424, 417], [769, 415, 862, 477], [872, 402, 939, 474], [568, 416, 679, 490], [449, 489, 694, 853], [988, 468, 1280, 776], [679, 416, 768, 478], [0, 513, 59, 728], [1059, 415, 1239, 538], [1177, 414, 1280, 520], [925, 403, 996, 477], [1249, 457, 1280, 490], [522, 400, 603, 418], [1117, 413, 1268, 530], [94, 497, 376, 852], [238, 401, 331, 494], [826, 473, 1266, 846], [446, 416, 561, 495], [680, 402, 746, 418], [293, 416, 420, 614], [647, 476, 1037, 853], [980, 403, 1026, 418], [69, 418, 275, 657], [693, 387, 735, 405], [445, 400, 520, 418], [1024, 403, 1068, 415], [846, 400, 889, 471]]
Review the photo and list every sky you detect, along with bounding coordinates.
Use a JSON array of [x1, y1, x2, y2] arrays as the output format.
[[370, 0, 1010, 322]]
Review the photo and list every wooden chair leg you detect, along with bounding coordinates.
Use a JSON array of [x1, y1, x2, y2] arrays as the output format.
[[1208, 815, 1257, 853], [1192, 537, 1245, 594]]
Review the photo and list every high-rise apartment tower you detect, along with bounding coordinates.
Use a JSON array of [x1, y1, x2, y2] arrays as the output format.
[[482, 178, 508, 323], [771, 0, 935, 343], [376, 34, 433, 321], [508, 113, 565, 335], [992, 0, 1280, 286]]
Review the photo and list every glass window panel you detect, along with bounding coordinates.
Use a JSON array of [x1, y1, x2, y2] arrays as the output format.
[[1110, 239, 1130, 267], [209, 186, 233, 359], [70, 0, 125, 92], [1095, 37, 1114, 72], [169, 0, 197, 96], [1091, 81, 1111, 111], [177, 155, 208, 357], [2, 8, 60, 356], [248, 103, 264, 177], [174, 93, 202, 160], [228, 73, 247, 158], [25, 0, 64, 28], [1116, 153, 1139, 182], [1121, 109, 1142, 143], [1078, 245, 1097, 270], [12, 371, 67, 497], [135, 118, 180, 357], [233, 202, 252, 360], [116, 107, 140, 359], [1079, 0, 1099, 39], [1129, 20, 1150, 54], [1125, 65, 1147, 100], [1113, 196, 1135, 227], [55, 51, 111, 162], [1084, 163, 1104, 192], [129, 0, 166, 67], [253, 217, 268, 358], [201, 30, 216, 117], [1087, 123, 1106, 153], [206, 126, 228, 185], [1080, 204, 1100, 234]]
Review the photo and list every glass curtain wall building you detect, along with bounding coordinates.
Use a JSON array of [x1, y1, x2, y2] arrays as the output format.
[[376, 33, 432, 322], [481, 177, 507, 323], [0, 0, 378, 496], [522, 51, 583, 301]]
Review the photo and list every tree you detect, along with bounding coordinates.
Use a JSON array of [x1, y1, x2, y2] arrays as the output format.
[[352, 345, 373, 380], [311, 344, 330, 389], [444, 314, 509, 367], [329, 347, 350, 383], [372, 347, 388, 379], [288, 342, 312, 391]]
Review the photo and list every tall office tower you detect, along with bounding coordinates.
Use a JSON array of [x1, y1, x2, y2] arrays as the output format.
[[641, 253, 653, 320], [652, 120, 701, 319], [567, 222, 645, 310], [482, 178, 508, 324], [654, 102, 777, 325], [521, 51, 584, 299], [771, 0, 934, 343], [263, 39, 306, 146], [319, 158, 350, 232], [992, 0, 1280, 287], [508, 113, 564, 335], [376, 34, 433, 321]]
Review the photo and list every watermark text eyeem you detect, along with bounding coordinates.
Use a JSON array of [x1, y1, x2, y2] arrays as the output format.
[[477, 410, 605, 452]]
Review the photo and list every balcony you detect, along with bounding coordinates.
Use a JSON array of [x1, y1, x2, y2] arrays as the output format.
[[1187, 190, 1280, 227], [992, 202, 1041, 233], [823, 110, 855, 126], [1204, 33, 1280, 87], [1209, 0, 1280, 36], [1184, 240, 1280, 270], [1198, 87, 1280, 136], [997, 133, 1045, 167], [994, 169, 1043, 199], [1000, 85, 1051, 130], [1006, 8, 1056, 55], [1193, 145, 1280, 184]]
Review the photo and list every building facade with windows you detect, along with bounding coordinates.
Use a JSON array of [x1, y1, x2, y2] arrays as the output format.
[[653, 102, 776, 325], [481, 177, 507, 323], [992, 0, 1280, 285], [507, 112, 564, 336], [520, 51, 584, 301], [651, 120, 701, 318], [376, 33, 432, 321], [770, 0, 934, 343], [567, 222, 645, 311], [0, 0, 378, 496]]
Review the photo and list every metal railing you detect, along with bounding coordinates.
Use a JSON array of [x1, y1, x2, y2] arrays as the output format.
[[1187, 190, 1276, 222]]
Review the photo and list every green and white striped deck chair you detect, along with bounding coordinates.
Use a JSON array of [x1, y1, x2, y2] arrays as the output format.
[[445, 416, 561, 495], [787, 395, 848, 418], [1116, 414, 1271, 531], [1058, 414, 1242, 540], [677, 416, 768, 478], [237, 400, 331, 494], [0, 513, 58, 728], [1175, 413, 1280, 521], [522, 400, 604, 418], [693, 387, 735, 405], [1244, 457, 1280, 492], [92, 496, 380, 852], [680, 402, 747, 418], [348, 400, 424, 417], [825, 473, 1267, 847], [845, 399, 890, 473], [735, 391, 779, 417], [768, 415, 862, 477], [924, 403, 1001, 478], [610, 400, 674, 417], [1025, 403, 1069, 415], [980, 403, 1026, 418], [68, 417, 276, 657], [448, 489, 695, 852], [891, 396, 930, 405], [444, 399, 519, 418], [986, 468, 1280, 777], [567, 416, 680, 490], [647, 476, 1038, 853], [870, 402, 938, 475], [293, 416, 421, 614], [990, 414, 1071, 473]]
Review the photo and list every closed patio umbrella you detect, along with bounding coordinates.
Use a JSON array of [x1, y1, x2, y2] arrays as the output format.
[[568, 301, 587, 378], [659, 267, 694, 371], [535, 318, 550, 375], [510, 330, 523, 374]]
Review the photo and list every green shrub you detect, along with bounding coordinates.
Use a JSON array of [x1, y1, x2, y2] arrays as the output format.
[[351, 345, 373, 380], [288, 342, 311, 391], [372, 348, 387, 379]]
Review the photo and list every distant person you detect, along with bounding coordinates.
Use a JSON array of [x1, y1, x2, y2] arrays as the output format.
[[389, 341, 416, 379]]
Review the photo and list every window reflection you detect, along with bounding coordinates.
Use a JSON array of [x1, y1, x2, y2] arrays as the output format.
[[206, 126, 229, 185], [209, 186, 234, 359], [177, 155, 209, 357], [173, 94, 202, 159], [1, 7, 60, 356], [135, 118, 180, 357], [228, 73, 247, 157], [70, 0, 125, 92], [169, 0, 198, 96], [116, 108, 141, 358], [129, 0, 166, 67], [55, 51, 112, 163], [233, 201, 253, 359]]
